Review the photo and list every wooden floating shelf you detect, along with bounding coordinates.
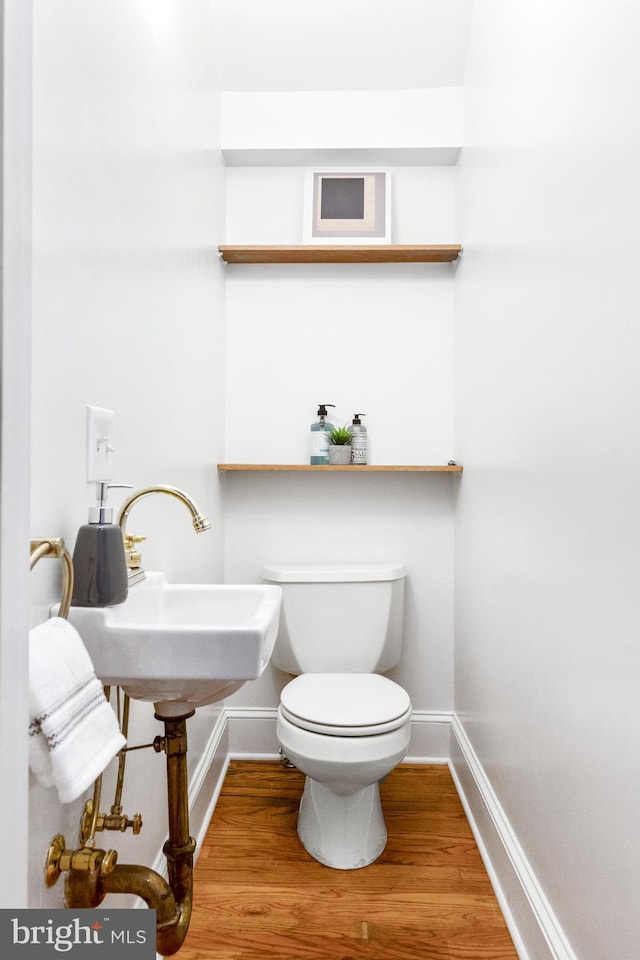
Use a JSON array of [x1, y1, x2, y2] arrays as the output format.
[[218, 244, 462, 264], [217, 464, 462, 473]]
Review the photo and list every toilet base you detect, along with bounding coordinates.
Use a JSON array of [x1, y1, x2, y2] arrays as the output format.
[[297, 776, 387, 870]]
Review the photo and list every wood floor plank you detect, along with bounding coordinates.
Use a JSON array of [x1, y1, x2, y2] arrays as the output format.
[[182, 928, 452, 960], [178, 761, 518, 960]]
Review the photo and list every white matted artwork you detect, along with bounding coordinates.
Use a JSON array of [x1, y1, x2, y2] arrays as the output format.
[[303, 169, 391, 244]]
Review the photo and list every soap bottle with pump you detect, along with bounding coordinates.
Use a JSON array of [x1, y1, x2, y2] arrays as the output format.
[[310, 403, 335, 464], [71, 481, 131, 607], [350, 413, 368, 464]]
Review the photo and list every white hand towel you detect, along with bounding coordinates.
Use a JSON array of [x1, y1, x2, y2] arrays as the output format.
[[29, 617, 126, 803]]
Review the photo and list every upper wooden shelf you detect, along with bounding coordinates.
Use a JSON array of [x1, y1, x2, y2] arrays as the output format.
[[218, 464, 462, 473], [218, 244, 462, 264]]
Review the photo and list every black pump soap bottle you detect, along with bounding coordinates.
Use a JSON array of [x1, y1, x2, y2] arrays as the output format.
[[71, 481, 129, 607]]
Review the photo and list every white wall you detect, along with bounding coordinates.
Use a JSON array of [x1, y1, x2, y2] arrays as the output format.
[[25, 3, 640, 952], [0, 0, 34, 908], [221, 89, 463, 165], [454, 3, 640, 958], [222, 165, 458, 746], [213, 0, 472, 92], [29, 0, 226, 907]]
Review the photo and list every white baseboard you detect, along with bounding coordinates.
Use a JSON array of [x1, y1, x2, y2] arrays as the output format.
[[449, 715, 578, 960], [189, 710, 232, 854], [405, 709, 452, 762], [226, 706, 281, 759], [223, 705, 453, 762]]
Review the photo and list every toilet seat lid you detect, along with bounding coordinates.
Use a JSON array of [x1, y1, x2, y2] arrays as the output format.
[[280, 674, 411, 736]]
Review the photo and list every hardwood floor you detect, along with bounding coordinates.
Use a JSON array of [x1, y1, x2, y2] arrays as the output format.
[[179, 761, 519, 960]]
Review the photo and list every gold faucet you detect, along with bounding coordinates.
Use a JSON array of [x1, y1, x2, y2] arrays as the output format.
[[117, 485, 211, 585]]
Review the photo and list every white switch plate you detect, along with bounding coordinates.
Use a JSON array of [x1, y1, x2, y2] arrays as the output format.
[[86, 405, 115, 482]]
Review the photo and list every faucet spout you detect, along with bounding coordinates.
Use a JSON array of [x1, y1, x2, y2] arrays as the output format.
[[116, 485, 211, 584]]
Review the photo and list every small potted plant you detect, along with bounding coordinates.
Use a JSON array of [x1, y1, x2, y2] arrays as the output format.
[[327, 425, 352, 465]]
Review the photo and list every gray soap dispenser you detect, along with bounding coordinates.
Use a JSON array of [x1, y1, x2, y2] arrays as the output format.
[[71, 481, 130, 607]]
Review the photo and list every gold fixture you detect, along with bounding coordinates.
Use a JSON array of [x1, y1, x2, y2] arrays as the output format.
[[116, 485, 211, 585], [122, 533, 146, 571], [31, 539, 117, 898], [79, 689, 143, 845], [80, 801, 142, 840], [30, 538, 74, 618], [55, 711, 197, 957], [45, 834, 117, 887]]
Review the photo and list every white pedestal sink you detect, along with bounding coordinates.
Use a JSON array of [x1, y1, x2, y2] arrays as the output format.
[[61, 573, 282, 716]]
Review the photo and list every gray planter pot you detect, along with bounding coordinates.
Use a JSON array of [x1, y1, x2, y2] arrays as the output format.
[[328, 445, 352, 465]]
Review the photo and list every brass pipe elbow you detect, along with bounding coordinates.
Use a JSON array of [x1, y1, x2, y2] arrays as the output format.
[[100, 864, 178, 926], [101, 863, 191, 957]]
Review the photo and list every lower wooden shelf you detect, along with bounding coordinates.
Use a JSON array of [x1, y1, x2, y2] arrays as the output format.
[[217, 463, 462, 472]]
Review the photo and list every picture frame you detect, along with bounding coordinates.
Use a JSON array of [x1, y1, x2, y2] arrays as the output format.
[[303, 169, 391, 244]]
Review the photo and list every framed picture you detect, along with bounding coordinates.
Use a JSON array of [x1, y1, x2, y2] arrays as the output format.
[[303, 169, 391, 244]]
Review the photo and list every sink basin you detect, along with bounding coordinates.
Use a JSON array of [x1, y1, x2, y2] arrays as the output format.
[[62, 573, 282, 716]]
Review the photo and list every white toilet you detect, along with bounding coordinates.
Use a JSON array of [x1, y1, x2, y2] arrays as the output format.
[[262, 561, 412, 870]]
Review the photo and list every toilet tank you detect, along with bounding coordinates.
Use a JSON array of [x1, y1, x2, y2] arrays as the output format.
[[262, 562, 407, 674]]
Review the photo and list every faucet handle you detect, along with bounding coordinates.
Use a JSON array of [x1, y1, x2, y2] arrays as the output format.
[[123, 534, 146, 570]]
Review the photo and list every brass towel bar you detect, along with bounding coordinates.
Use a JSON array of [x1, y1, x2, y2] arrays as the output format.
[[29, 538, 74, 619], [30, 537, 105, 848]]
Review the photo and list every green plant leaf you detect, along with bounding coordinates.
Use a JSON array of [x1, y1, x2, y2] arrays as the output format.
[[328, 425, 352, 445]]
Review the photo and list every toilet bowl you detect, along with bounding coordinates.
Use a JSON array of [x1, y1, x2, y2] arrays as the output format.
[[277, 673, 411, 869], [262, 561, 411, 870]]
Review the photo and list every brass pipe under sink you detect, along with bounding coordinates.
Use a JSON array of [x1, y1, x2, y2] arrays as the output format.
[[59, 710, 196, 957]]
